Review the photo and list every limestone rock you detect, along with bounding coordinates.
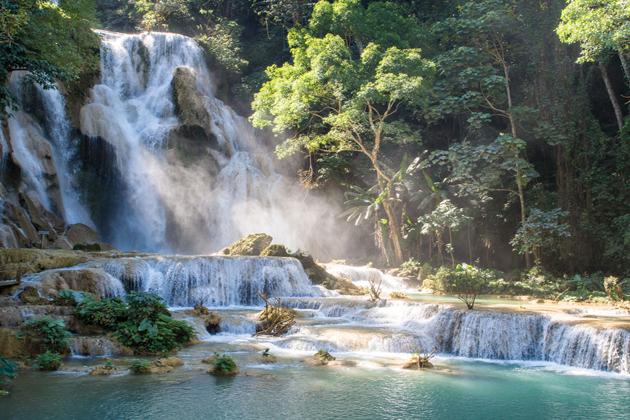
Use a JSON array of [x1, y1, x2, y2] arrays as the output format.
[[154, 357, 184, 368], [327, 359, 358, 367], [184, 305, 221, 334], [19, 193, 57, 241], [0, 249, 92, 280], [34, 268, 114, 298], [260, 244, 289, 257], [207, 366, 239, 376], [0, 327, 42, 357], [201, 356, 216, 364], [89, 365, 117, 375], [303, 350, 336, 366], [261, 354, 277, 363], [223, 233, 273, 256], [18, 286, 46, 304], [65, 223, 101, 247]]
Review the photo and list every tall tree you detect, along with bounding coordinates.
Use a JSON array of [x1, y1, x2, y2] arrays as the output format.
[[251, 0, 435, 265], [557, 0, 630, 129]]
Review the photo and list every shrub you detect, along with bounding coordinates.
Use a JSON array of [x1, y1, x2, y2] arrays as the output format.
[[76, 292, 196, 354], [125, 292, 171, 321], [56, 290, 91, 306], [35, 351, 62, 371], [112, 315, 196, 354], [130, 359, 151, 373], [17, 317, 71, 353], [213, 353, 237, 374], [75, 297, 128, 328], [399, 258, 422, 277], [0, 357, 18, 391]]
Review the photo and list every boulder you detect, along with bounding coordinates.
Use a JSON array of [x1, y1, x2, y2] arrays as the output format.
[[261, 353, 277, 363], [154, 357, 184, 368], [18, 286, 46, 304], [65, 223, 101, 246], [70, 337, 133, 357], [7, 204, 40, 243], [260, 244, 289, 257], [27, 267, 115, 299], [184, 305, 221, 334], [303, 350, 336, 366], [222, 233, 273, 256], [89, 365, 117, 375], [206, 365, 239, 376], [327, 359, 358, 367]]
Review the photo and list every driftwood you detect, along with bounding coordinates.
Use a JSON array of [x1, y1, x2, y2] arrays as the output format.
[[253, 291, 296, 337], [368, 276, 382, 302]]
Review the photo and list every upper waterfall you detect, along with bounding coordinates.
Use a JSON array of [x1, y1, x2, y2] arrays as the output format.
[[78, 31, 327, 255]]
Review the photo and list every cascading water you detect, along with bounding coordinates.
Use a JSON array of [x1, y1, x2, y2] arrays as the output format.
[[79, 31, 315, 254], [323, 264, 405, 290], [2, 72, 93, 227], [99, 255, 324, 306]]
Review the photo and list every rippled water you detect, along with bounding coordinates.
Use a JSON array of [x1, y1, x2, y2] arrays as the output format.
[[1, 354, 629, 420]]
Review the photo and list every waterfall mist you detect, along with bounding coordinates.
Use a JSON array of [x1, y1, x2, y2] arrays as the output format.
[[78, 30, 361, 258]]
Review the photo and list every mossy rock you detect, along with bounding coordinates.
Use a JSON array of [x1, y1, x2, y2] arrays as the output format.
[[0, 249, 92, 281], [223, 233, 273, 256], [260, 244, 289, 257], [73, 242, 101, 252]]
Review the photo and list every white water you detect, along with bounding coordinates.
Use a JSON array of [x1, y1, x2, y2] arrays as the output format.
[[79, 31, 304, 253], [100, 255, 323, 306], [3, 72, 93, 226], [323, 264, 405, 290]]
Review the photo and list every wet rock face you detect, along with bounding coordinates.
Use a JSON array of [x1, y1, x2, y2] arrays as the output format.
[[18, 286, 46, 305], [0, 327, 43, 357], [222, 233, 273, 256]]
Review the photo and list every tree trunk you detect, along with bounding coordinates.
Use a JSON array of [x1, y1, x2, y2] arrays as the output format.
[[599, 62, 625, 130], [516, 172, 531, 269], [449, 228, 455, 269], [619, 49, 630, 83], [383, 199, 404, 266]]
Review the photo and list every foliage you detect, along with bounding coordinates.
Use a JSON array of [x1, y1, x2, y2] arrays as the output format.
[[424, 264, 493, 309], [556, 0, 630, 64], [17, 317, 71, 353], [34, 351, 63, 371], [76, 293, 195, 354], [604, 276, 626, 301], [130, 359, 152, 374], [212, 353, 237, 373], [56, 290, 91, 307], [196, 19, 248, 74], [399, 258, 423, 277], [75, 297, 128, 328], [0, 357, 18, 391], [0, 0, 100, 114], [316, 349, 334, 362], [510, 208, 571, 264]]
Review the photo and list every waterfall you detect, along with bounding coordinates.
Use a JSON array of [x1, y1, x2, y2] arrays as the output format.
[[323, 264, 405, 290], [2, 72, 93, 227], [100, 255, 324, 306], [78, 31, 301, 254]]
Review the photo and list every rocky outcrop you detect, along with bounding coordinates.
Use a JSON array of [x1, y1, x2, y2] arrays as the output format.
[[65, 223, 101, 247], [184, 305, 221, 334], [303, 350, 336, 366], [0, 249, 91, 281], [292, 252, 364, 295], [221, 233, 273, 256], [0, 327, 42, 357], [260, 244, 289, 257], [71, 337, 132, 357]]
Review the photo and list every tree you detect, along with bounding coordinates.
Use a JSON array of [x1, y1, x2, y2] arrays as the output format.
[[427, 264, 490, 309], [427, 0, 538, 267], [556, 0, 630, 130], [0, 0, 100, 114], [510, 208, 571, 266], [251, 0, 435, 265], [417, 199, 470, 267]]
